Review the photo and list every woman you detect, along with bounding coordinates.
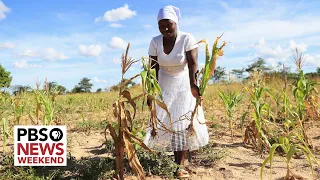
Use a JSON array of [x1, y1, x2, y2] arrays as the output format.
[[143, 5, 209, 178]]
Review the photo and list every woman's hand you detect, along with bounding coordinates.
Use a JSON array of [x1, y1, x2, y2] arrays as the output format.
[[191, 84, 203, 106]]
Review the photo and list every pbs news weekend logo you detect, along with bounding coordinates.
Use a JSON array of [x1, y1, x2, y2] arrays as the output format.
[[14, 126, 67, 166]]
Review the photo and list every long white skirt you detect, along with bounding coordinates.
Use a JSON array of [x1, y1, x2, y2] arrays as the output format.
[[143, 68, 209, 152]]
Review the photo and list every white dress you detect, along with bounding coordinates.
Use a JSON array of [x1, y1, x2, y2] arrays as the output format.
[[143, 31, 209, 152]]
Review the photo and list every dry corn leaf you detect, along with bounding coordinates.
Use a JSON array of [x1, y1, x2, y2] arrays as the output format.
[[150, 105, 158, 137], [121, 90, 137, 119], [121, 89, 132, 99], [125, 130, 154, 154], [113, 102, 118, 118], [119, 102, 129, 129], [123, 133, 146, 180], [146, 95, 172, 124], [107, 123, 118, 142], [132, 93, 145, 101], [120, 74, 140, 88], [156, 99, 171, 117], [197, 39, 207, 44], [125, 110, 133, 131], [217, 49, 224, 56]]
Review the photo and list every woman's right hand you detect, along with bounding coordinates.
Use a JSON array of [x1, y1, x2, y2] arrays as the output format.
[[190, 84, 203, 106]]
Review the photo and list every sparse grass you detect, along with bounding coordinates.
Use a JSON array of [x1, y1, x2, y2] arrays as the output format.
[[190, 143, 226, 167], [0, 155, 59, 180], [136, 150, 178, 178], [0, 71, 319, 179], [75, 119, 108, 133]]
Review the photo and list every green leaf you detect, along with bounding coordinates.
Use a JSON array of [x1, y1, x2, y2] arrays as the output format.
[[286, 146, 296, 162], [296, 144, 319, 166], [300, 149, 315, 178], [260, 156, 270, 180], [140, 71, 147, 87], [150, 68, 156, 77], [260, 143, 280, 180], [258, 88, 264, 99], [259, 103, 265, 114], [241, 112, 248, 139], [269, 144, 280, 179]]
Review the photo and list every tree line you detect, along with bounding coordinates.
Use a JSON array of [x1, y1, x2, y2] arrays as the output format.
[[1, 58, 320, 95], [0, 64, 97, 95], [0, 64, 138, 95], [212, 58, 320, 83]]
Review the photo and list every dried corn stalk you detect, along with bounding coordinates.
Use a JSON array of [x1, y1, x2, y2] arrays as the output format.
[[107, 44, 154, 180], [187, 35, 226, 135], [140, 57, 172, 137]]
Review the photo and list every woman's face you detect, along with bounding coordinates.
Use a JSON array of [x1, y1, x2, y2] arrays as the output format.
[[158, 19, 177, 39]]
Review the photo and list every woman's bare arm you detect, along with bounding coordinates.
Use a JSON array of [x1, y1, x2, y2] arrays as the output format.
[[186, 48, 200, 98], [186, 48, 198, 86]]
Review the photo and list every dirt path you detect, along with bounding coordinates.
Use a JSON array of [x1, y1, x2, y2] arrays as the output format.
[[1, 121, 319, 180], [65, 121, 320, 180]]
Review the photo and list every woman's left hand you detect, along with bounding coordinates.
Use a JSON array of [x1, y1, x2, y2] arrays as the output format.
[[191, 84, 203, 106]]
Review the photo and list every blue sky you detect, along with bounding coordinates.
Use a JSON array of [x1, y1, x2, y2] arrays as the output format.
[[0, 0, 320, 91]]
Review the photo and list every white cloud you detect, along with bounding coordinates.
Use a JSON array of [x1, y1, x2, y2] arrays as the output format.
[[0, 42, 15, 49], [42, 48, 68, 61], [14, 60, 42, 69], [110, 23, 123, 28], [18, 49, 38, 57], [79, 44, 102, 57], [14, 60, 28, 68], [93, 77, 107, 83], [199, 18, 320, 47], [95, 4, 136, 22], [304, 54, 320, 67], [108, 37, 127, 49], [144, 24, 152, 28], [0, 1, 10, 20], [249, 38, 319, 69], [251, 38, 308, 61], [181, 1, 320, 50], [288, 40, 307, 52], [112, 58, 121, 64], [16, 48, 69, 61]]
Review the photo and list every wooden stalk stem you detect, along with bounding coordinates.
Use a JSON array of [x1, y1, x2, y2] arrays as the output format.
[[188, 98, 201, 134]]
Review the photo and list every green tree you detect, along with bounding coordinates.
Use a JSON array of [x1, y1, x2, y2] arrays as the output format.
[[44, 81, 67, 94], [0, 64, 12, 90], [48, 82, 57, 91], [317, 67, 320, 74], [56, 85, 67, 94], [71, 86, 82, 93], [96, 88, 102, 93], [232, 68, 245, 79], [72, 77, 93, 93], [11, 85, 32, 95], [43, 81, 57, 92], [245, 58, 271, 72], [212, 66, 226, 83], [79, 77, 93, 92]]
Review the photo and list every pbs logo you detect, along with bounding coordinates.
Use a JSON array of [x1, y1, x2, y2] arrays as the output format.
[[16, 127, 65, 142], [14, 126, 67, 166], [50, 128, 63, 141]]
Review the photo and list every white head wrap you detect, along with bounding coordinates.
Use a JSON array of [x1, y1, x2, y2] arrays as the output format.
[[157, 5, 181, 24]]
